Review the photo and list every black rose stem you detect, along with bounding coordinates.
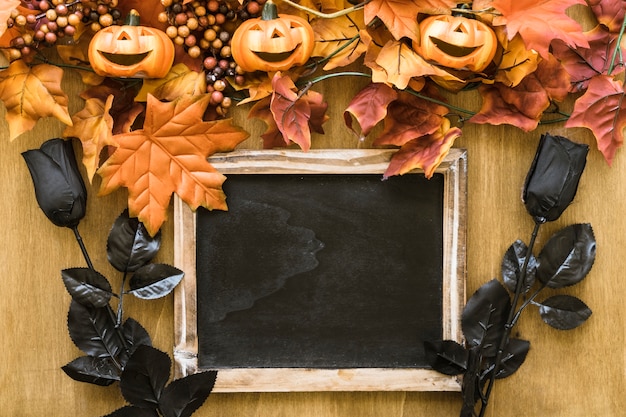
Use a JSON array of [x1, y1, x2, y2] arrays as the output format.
[[477, 220, 541, 417]]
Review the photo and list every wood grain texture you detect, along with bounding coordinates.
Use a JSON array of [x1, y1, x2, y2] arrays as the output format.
[[1, 39, 625, 417]]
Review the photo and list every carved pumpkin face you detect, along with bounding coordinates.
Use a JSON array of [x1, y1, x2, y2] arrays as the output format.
[[414, 15, 497, 72], [88, 11, 174, 78], [231, 2, 314, 72]]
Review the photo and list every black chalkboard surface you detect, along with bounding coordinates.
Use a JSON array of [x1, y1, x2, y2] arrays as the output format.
[[173, 149, 466, 392], [196, 173, 444, 369]]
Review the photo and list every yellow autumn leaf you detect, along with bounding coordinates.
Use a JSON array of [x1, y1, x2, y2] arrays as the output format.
[[64, 95, 117, 182], [0, 60, 72, 140], [311, 7, 367, 71], [494, 30, 540, 87], [135, 63, 207, 102]]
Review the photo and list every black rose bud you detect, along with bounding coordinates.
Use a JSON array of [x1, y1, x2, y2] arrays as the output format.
[[22, 138, 87, 228], [523, 133, 588, 223]]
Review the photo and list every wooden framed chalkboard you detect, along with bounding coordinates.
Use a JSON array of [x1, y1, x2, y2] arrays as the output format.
[[173, 149, 467, 392]]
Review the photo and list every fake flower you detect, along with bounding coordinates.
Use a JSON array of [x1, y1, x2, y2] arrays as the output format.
[[523, 133, 589, 223], [22, 138, 87, 228], [426, 133, 595, 417]]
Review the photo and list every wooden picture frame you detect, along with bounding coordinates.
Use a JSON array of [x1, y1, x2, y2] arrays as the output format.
[[173, 148, 467, 392]]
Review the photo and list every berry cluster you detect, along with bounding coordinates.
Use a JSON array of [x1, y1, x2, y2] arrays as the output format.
[[6, 0, 124, 61], [160, 0, 267, 115]]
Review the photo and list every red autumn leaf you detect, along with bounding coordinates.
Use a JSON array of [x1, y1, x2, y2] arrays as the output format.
[[470, 56, 570, 131], [587, 0, 626, 33], [344, 83, 398, 137], [248, 96, 286, 149], [97, 94, 249, 236], [490, 0, 589, 58], [552, 25, 624, 92], [565, 75, 626, 166], [383, 119, 461, 179], [269, 72, 328, 151], [364, 0, 456, 41], [374, 87, 449, 147]]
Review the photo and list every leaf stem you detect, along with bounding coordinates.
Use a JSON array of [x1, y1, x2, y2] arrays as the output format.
[[72, 226, 94, 270], [478, 220, 542, 417], [608, 13, 626, 75], [116, 272, 128, 328]]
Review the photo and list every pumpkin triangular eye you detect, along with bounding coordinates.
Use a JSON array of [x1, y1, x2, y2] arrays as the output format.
[[250, 24, 262, 31], [117, 30, 132, 41], [271, 29, 284, 38]]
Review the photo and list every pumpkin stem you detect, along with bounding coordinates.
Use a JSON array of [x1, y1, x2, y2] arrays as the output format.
[[261, 0, 279, 21], [125, 9, 141, 26]]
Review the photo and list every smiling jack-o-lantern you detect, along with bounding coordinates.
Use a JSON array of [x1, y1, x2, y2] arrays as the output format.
[[88, 9, 174, 78], [231, 0, 314, 72], [414, 14, 497, 72]]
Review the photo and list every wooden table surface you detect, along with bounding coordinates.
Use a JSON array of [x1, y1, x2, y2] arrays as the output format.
[[1, 23, 625, 417]]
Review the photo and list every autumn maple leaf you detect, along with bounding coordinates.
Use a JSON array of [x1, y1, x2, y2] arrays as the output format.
[[383, 118, 461, 179], [311, 9, 366, 71], [470, 55, 570, 131], [344, 82, 398, 137], [552, 25, 625, 92], [0, 60, 72, 140], [374, 87, 450, 147], [364, 0, 456, 41], [97, 94, 249, 236], [269, 72, 328, 151], [491, 0, 589, 59], [135, 63, 207, 102], [566, 75, 626, 166], [587, 0, 625, 33], [64, 95, 117, 182], [0, 0, 21, 39]]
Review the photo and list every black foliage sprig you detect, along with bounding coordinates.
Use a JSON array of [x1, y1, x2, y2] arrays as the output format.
[[22, 138, 215, 417], [426, 133, 595, 417]]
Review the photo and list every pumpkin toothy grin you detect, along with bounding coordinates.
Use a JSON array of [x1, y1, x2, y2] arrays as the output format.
[[98, 51, 152, 66]]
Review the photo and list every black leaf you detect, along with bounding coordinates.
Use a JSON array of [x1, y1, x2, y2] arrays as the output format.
[[67, 300, 124, 359], [537, 223, 596, 288], [501, 240, 537, 294], [102, 406, 159, 417], [120, 345, 171, 409], [62, 356, 119, 386], [107, 210, 161, 273], [538, 295, 592, 330], [462, 279, 511, 357], [118, 318, 153, 367], [128, 264, 184, 300], [62, 267, 113, 308], [495, 338, 530, 379], [159, 371, 218, 417], [424, 340, 467, 375]]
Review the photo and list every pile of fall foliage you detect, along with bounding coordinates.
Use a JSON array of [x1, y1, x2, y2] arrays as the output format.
[[0, 0, 624, 235]]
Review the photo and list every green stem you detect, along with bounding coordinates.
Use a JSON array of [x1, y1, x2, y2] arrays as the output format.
[[477, 220, 542, 417], [608, 13, 626, 75]]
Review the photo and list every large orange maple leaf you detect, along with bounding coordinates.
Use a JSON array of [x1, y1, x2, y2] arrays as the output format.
[[0, 60, 72, 140], [491, 0, 588, 59], [97, 94, 249, 236]]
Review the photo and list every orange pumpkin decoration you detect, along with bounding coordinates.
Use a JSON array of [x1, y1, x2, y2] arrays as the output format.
[[88, 10, 174, 78], [231, 0, 314, 72], [414, 14, 497, 72]]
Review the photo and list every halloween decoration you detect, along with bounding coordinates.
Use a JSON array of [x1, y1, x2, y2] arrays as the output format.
[[426, 133, 594, 417], [22, 138, 217, 416], [88, 9, 175, 78], [414, 14, 497, 72], [231, 0, 315, 72]]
